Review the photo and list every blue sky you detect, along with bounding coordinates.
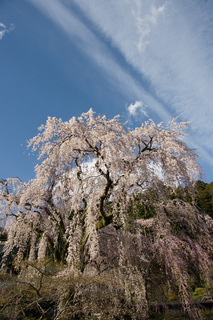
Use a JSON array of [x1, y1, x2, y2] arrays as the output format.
[[1, 0, 213, 182]]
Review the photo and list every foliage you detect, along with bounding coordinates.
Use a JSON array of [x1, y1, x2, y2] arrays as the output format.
[[195, 180, 213, 218], [0, 262, 58, 320], [0, 263, 146, 320]]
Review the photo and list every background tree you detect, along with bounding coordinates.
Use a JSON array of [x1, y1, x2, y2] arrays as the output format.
[[195, 180, 213, 218]]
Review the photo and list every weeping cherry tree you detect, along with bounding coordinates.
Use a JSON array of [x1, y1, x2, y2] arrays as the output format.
[[0, 109, 212, 319]]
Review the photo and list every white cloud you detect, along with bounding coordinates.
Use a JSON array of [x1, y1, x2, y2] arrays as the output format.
[[0, 23, 14, 40], [0, 23, 7, 40], [127, 101, 147, 117]]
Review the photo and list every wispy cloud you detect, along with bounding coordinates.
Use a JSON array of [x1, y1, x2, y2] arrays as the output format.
[[0, 23, 14, 40], [29, 0, 172, 122], [133, 2, 167, 51], [127, 101, 147, 117]]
